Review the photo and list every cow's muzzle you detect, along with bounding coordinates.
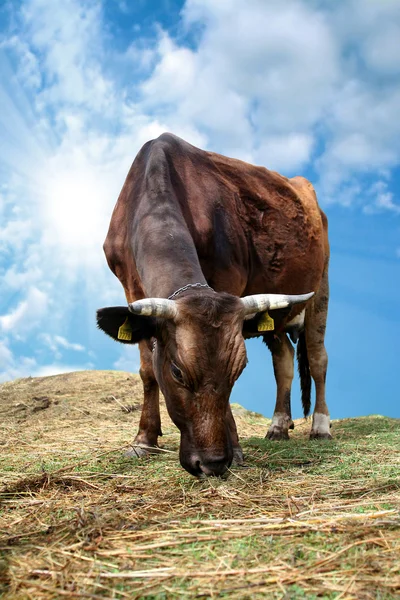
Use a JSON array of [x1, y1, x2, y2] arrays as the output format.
[[181, 450, 232, 477]]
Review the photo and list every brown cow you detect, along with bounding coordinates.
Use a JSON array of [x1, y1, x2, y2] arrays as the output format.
[[97, 133, 330, 477]]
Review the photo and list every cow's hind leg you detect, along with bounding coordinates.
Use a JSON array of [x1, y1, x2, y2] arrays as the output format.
[[265, 334, 295, 440], [305, 268, 331, 440], [226, 405, 244, 465], [126, 341, 163, 457]]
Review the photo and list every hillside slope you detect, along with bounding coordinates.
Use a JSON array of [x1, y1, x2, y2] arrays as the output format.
[[1, 371, 399, 599]]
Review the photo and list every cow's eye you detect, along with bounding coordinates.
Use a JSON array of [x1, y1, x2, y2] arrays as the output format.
[[170, 362, 184, 384]]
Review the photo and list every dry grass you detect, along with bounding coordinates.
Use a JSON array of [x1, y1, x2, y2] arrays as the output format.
[[0, 370, 399, 599]]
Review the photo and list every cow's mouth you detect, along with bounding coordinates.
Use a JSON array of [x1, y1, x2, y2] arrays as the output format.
[[180, 449, 232, 477]]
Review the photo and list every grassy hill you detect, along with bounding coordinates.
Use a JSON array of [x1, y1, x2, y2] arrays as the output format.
[[0, 371, 399, 599]]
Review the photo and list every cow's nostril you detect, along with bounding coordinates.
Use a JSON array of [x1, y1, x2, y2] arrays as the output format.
[[180, 451, 231, 477], [199, 457, 229, 477]]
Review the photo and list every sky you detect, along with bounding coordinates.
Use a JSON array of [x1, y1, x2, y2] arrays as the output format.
[[0, 0, 399, 420]]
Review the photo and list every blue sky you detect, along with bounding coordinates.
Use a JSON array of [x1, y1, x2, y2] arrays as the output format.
[[0, 0, 399, 420]]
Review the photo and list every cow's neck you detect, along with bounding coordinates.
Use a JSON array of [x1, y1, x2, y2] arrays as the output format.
[[132, 213, 207, 298]]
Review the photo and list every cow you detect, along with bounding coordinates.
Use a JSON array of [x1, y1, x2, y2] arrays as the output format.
[[97, 133, 330, 477]]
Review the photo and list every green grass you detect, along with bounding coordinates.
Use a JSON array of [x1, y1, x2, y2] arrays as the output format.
[[0, 372, 399, 599]]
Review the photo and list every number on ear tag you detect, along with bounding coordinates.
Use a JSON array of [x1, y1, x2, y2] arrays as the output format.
[[257, 312, 275, 332], [118, 317, 132, 341]]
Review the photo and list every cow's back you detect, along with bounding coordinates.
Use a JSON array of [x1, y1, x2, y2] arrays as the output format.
[[196, 143, 328, 297], [104, 133, 328, 302]]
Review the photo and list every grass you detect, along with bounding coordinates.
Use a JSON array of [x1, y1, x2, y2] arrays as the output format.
[[0, 370, 399, 599]]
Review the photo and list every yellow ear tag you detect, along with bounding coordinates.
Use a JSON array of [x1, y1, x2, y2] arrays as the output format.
[[257, 311, 275, 332], [118, 317, 133, 341]]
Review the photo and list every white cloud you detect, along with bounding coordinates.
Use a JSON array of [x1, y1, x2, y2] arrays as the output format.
[[1, 0, 400, 382], [124, 40, 158, 73], [54, 336, 84, 352], [1, 35, 42, 89], [255, 133, 314, 172], [32, 364, 89, 377], [364, 181, 400, 215], [0, 339, 37, 383], [2, 265, 43, 290], [0, 218, 33, 252], [0, 339, 13, 365], [0, 287, 48, 335], [21, 0, 113, 112], [0, 0, 171, 363], [334, 0, 400, 76], [142, 34, 197, 106], [40, 333, 85, 357], [0, 337, 90, 382], [113, 346, 140, 373], [142, 0, 339, 159], [317, 82, 400, 200], [143, 0, 400, 198]]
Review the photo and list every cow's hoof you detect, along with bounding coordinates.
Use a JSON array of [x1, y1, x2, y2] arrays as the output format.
[[125, 444, 161, 458], [309, 414, 332, 440], [266, 427, 290, 441], [232, 446, 244, 465], [309, 431, 333, 440]]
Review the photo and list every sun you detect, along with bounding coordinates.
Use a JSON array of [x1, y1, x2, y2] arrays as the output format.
[[41, 163, 112, 256]]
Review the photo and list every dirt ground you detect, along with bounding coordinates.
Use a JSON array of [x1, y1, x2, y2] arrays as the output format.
[[1, 371, 399, 599]]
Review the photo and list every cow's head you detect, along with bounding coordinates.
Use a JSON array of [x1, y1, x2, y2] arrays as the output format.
[[96, 290, 312, 477]]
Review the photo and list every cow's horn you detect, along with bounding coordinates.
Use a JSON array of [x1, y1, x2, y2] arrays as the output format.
[[241, 292, 314, 315], [128, 298, 178, 319]]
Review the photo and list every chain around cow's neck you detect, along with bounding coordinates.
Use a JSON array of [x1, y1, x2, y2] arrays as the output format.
[[168, 282, 215, 300], [152, 283, 215, 352]]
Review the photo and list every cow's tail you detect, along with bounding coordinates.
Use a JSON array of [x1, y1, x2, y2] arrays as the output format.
[[297, 331, 311, 417]]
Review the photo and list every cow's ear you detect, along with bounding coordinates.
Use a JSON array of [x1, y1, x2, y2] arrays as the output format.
[[96, 307, 157, 344], [241, 315, 260, 338]]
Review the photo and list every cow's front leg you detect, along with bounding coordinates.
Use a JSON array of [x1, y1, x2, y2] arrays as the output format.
[[226, 405, 244, 465], [265, 334, 295, 440], [126, 340, 162, 457]]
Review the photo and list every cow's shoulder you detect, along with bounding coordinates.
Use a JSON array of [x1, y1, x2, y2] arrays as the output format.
[[154, 132, 184, 146], [149, 132, 204, 157]]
